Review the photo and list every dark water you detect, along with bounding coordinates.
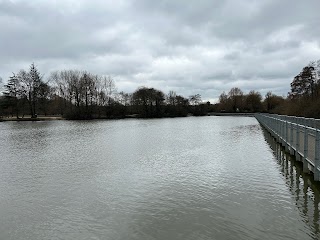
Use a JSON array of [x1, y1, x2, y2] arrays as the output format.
[[0, 116, 319, 240]]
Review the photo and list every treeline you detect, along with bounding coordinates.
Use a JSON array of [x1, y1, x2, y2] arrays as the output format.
[[217, 88, 284, 113], [1, 60, 320, 120], [216, 59, 320, 118], [0, 63, 213, 119]]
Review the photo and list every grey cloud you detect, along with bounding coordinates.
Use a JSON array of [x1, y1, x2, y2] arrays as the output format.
[[0, 0, 319, 101]]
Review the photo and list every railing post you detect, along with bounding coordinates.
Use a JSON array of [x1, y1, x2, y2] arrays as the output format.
[[276, 117, 280, 140], [284, 118, 287, 144], [290, 122, 294, 154], [280, 118, 283, 143], [296, 123, 300, 159], [303, 121, 309, 173], [315, 129, 320, 181], [285, 120, 289, 150]]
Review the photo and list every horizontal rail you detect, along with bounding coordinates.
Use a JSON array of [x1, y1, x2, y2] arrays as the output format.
[[255, 113, 320, 181]]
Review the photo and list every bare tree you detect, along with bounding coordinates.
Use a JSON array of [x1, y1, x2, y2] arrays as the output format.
[[245, 90, 262, 112], [167, 91, 177, 105], [189, 94, 201, 105], [118, 91, 131, 106], [228, 87, 243, 112], [264, 91, 284, 112], [17, 63, 43, 118], [218, 91, 228, 111], [103, 76, 117, 105]]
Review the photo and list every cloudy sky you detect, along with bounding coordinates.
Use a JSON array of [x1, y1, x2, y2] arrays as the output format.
[[0, 0, 319, 101]]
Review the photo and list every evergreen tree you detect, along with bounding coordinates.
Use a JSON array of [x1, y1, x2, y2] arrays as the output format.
[[3, 74, 24, 118], [289, 66, 316, 99]]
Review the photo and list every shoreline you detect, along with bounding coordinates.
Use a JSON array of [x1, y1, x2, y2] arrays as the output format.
[[0, 116, 65, 122], [0, 112, 256, 122], [208, 112, 255, 116]]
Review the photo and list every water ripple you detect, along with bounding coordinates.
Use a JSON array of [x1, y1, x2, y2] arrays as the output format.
[[0, 117, 319, 239]]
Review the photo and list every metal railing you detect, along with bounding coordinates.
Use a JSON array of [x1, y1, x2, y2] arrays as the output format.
[[255, 113, 320, 181]]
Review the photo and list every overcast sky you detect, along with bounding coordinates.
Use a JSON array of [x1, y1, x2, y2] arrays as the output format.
[[0, 0, 319, 101]]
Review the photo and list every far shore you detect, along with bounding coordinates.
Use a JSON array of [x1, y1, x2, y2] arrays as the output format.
[[208, 112, 255, 116], [0, 116, 65, 122], [0, 112, 256, 122]]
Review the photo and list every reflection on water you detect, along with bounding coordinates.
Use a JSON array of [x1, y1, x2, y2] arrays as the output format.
[[263, 129, 320, 240]]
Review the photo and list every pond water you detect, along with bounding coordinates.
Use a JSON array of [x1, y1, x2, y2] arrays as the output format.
[[0, 116, 319, 240]]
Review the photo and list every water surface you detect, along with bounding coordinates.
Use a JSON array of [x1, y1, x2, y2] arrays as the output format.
[[0, 116, 319, 239]]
